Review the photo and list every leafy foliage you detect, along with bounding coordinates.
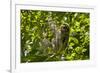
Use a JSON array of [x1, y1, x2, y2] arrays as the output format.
[[20, 10, 90, 63]]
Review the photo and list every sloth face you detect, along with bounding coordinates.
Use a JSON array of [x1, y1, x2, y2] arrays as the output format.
[[61, 24, 69, 34]]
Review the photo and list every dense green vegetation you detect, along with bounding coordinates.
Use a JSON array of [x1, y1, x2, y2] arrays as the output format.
[[20, 10, 90, 63]]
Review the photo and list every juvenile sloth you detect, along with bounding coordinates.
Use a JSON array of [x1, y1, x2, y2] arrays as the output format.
[[61, 24, 70, 49]]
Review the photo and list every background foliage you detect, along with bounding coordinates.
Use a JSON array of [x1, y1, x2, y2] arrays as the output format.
[[20, 10, 90, 63]]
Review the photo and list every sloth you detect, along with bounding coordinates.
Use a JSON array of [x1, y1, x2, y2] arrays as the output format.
[[61, 24, 70, 49], [51, 24, 70, 51], [41, 23, 70, 53]]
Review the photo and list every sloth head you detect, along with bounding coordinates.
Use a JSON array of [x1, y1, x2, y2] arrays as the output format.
[[61, 24, 70, 33]]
